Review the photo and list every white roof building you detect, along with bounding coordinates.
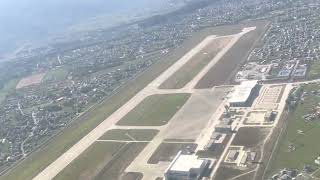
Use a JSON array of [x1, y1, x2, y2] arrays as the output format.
[[164, 151, 210, 180], [229, 80, 258, 107]]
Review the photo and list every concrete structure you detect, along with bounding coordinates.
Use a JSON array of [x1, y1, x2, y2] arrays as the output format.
[[164, 151, 210, 180], [227, 150, 239, 161], [229, 80, 259, 107], [292, 64, 308, 79], [264, 111, 277, 122], [239, 152, 248, 167], [205, 133, 227, 151], [215, 120, 233, 133]]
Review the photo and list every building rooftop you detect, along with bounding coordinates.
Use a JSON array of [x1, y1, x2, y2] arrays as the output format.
[[167, 151, 204, 172], [229, 80, 258, 104]]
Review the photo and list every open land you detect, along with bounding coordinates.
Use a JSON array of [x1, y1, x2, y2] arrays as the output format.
[[232, 127, 271, 148], [116, 94, 190, 126], [42, 68, 68, 82], [265, 84, 320, 177], [53, 142, 147, 180], [16, 73, 46, 89]]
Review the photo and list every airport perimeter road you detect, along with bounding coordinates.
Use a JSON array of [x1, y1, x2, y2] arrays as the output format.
[[32, 28, 255, 180]]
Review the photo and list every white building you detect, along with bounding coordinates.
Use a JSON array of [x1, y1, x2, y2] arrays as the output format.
[[229, 80, 259, 107], [164, 151, 210, 180]]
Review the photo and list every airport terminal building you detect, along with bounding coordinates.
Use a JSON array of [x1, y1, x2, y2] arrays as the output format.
[[164, 151, 210, 180], [229, 80, 259, 107]]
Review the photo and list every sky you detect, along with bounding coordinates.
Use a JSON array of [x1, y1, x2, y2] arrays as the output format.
[[0, 0, 176, 55]]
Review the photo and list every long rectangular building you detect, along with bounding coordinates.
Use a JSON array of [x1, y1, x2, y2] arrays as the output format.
[[164, 151, 210, 180], [229, 80, 259, 107]]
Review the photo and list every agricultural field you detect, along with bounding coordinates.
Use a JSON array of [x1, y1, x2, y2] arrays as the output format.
[[53, 142, 147, 180], [43, 68, 69, 82], [0, 79, 19, 103], [196, 21, 269, 88], [99, 129, 159, 141], [267, 84, 320, 174], [159, 36, 233, 89], [116, 94, 190, 126]]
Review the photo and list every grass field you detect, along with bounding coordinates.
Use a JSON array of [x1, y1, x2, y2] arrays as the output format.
[[53, 142, 147, 180], [232, 127, 270, 148], [43, 68, 68, 82], [53, 142, 123, 180], [92, 143, 147, 180], [268, 84, 320, 174], [0, 22, 260, 180], [306, 60, 320, 80], [0, 79, 19, 103], [214, 166, 248, 180], [99, 129, 159, 141], [159, 37, 233, 89], [116, 94, 190, 126]]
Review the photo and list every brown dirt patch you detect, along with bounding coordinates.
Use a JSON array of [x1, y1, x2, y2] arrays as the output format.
[[16, 73, 46, 89]]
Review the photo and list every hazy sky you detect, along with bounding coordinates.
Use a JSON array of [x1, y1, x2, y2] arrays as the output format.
[[0, 0, 172, 54]]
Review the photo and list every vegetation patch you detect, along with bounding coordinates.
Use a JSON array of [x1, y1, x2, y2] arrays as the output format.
[[268, 84, 320, 173], [43, 68, 69, 82], [232, 127, 270, 148], [54, 142, 147, 180], [116, 94, 190, 126], [0, 79, 19, 103]]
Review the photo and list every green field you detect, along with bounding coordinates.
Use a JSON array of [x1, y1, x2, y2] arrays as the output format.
[[0, 79, 19, 103], [54, 142, 147, 180], [116, 94, 190, 126], [54, 142, 123, 180], [43, 68, 68, 82], [92, 143, 147, 180], [99, 129, 159, 141], [268, 84, 320, 174], [307, 60, 320, 80]]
